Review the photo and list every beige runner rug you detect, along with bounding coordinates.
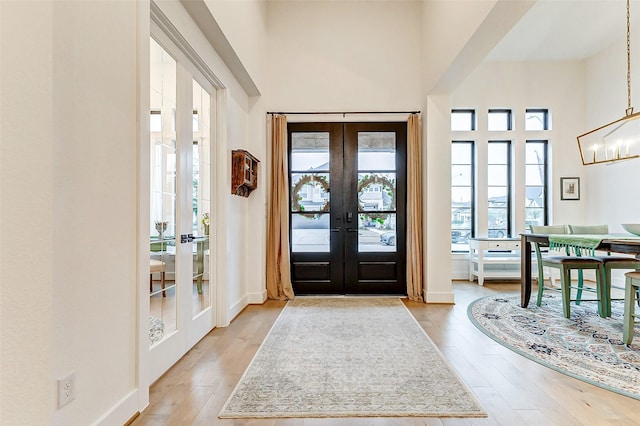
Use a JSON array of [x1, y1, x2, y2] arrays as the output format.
[[219, 297, 486, 418]]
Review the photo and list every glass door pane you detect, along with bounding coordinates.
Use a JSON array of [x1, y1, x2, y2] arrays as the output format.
[[290, 132, 331, 253], [192, 80, 210, 317], [357, 132, 397, 252], [343, 123, 406, 295], [150, 38, 177, 345]]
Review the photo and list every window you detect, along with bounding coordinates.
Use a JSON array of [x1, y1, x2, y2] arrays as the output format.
[[487, 141, 511, 238], [451, 141, 474, 251], [450, 108, 551, 252], [451, 109, 476, 131], [525, 141, 548, 229], [525, 109, 550, 131], [488, 109, 512, 131]]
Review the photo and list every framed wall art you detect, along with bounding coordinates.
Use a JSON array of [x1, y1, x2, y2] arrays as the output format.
[[560, 177, 580, 200]]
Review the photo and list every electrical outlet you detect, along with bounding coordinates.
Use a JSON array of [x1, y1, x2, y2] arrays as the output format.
[[57, 371, 76, 408]]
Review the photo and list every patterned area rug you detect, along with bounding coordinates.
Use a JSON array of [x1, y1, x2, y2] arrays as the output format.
[[468, 292, 640, 400], [219, 297, 487, 418]]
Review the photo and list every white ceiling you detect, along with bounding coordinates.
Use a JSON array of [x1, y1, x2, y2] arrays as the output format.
[[487, 0, 640, 62]]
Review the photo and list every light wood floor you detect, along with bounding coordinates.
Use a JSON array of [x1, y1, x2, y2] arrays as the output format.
[[132, 281, 640, 426]]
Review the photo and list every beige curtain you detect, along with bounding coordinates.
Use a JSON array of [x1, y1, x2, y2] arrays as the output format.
[[266, 115, 295, 300], [406, 113, 424, 302]]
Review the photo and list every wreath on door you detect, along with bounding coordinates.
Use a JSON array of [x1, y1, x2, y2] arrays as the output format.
[[291, 174, 330, 218], [357, 174, 396, 223]]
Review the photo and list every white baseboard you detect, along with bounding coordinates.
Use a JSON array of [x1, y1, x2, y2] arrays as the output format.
[[247, 289, 267, 304], [228, 294, 249, 323], [425, 290, 455, 304], [92, 389, 138, 426], [224, 290, 267, 326]]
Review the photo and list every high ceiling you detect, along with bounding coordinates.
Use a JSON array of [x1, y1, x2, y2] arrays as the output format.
[[487, 0, 640, 62]]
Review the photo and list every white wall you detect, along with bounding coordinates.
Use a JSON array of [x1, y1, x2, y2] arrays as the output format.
[[266, 0, 422, 111], [51, 3, 139, 425], [1, 2, 55, 424], [424, 94, 455, 301], [421, 0, 496, 93], [203, 0, 268, 91], [583, 29, 640, 231], [2, 1, 140, 425]]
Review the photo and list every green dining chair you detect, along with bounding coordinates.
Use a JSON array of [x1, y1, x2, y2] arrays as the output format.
[[531, 225, 606, 318], [569, 224, 640, 316], [530, 224, 567, 290], [623, 271, 640, 344]]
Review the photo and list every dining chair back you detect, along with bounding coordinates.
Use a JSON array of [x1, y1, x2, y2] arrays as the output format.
[[568, 224, 609, 234], [530, 225, 568, 291], [531, 224, 568, 235]]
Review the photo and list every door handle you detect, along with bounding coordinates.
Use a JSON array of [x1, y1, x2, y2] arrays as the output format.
[[346, 212, 353, 223], [330, 228, 342, 232], [180, 234, 195, 243], [346, 229, 358, 233]]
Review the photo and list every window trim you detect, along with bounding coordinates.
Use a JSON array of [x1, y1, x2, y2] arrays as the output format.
[[487, 140, 512, 238], [525, 140, 549, 229], [451, 140, 475, 252]]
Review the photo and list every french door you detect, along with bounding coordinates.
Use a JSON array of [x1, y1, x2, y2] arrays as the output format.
[[148, 35, 216, 382], [288, 122, 406, 295]]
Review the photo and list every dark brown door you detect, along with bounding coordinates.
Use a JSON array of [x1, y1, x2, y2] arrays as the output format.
[[288, 122, 406, 295]]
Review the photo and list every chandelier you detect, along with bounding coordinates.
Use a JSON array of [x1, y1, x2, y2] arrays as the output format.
[[577, 0, 640, 165]]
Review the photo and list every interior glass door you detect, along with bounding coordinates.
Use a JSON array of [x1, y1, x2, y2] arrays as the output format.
[[192, 81, 210, 317], [148, 36, 216, 381], [150, 38, 177, 347], [188, 78, 215, 346]]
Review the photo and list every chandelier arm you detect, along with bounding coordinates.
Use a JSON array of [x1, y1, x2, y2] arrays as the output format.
[[628, 0, 633, 114]]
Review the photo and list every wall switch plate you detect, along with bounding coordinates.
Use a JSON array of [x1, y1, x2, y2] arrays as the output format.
[[57, 371, 76, 408]]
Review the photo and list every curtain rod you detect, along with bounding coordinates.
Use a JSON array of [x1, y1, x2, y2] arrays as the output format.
[[267, 110, 420, 115]]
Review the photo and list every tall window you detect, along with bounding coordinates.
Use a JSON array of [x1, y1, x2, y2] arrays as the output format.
[[525, 109, 550, 130], [488, 109, 512, 131], [487, 141, 511, 238], [451, 141, 474, 251], [525, 141, 548, 229]]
